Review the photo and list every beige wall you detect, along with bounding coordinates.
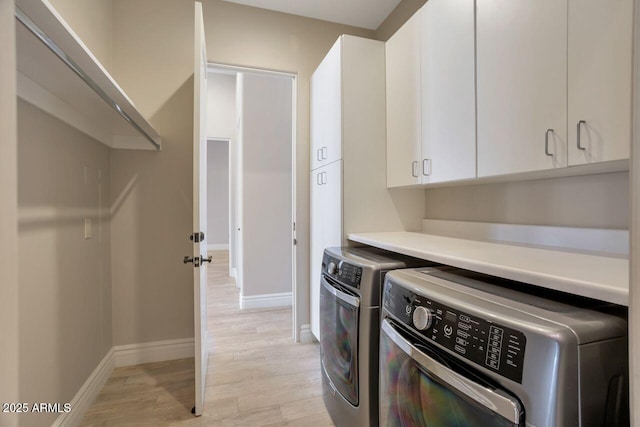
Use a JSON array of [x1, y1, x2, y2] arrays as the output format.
[[207, 140, 229, 245], [17, 100, 112, 427], [374, 0, 427, 41], [206, 72, 236, 140], [48, 0, 113, 71], [0, 1, 19, 425], [239, 72, 293, 297], [110, 0, 195, 345], [424, 172, 629, 229]]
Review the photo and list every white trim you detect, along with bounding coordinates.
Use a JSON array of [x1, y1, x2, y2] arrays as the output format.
[[291, 75, 298, 343], [239, 292, 292, 309], [299, 324, 314, 344], [114, 338, 195, 368], [208, 62, 297, 79], [52, 348, 114, 427], [230, 267, 237, 279], [422, 219, 629, 256], [207, 243, 229, 251]]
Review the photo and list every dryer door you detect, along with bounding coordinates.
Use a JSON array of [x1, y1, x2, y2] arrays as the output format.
[[380, 319, 524, 427], [320, 274, 360, 406]]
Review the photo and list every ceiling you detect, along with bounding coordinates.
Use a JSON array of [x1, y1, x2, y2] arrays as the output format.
[[221, 0, 401, 30]]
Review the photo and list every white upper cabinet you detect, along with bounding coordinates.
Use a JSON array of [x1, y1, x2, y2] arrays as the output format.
[[477, 0, 568, 177], [420, 0, 475, 183], [567, 0, 632, 166], [386, 11, 422, 187], [311, 40, 342, 170], [386, 1, 476, 188]]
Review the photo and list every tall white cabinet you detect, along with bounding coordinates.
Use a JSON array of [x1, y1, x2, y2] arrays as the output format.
[[310, 35, 423, 340]]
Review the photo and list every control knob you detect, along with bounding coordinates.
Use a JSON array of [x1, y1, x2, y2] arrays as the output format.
[[328, 262, 338, 275], [412, 306, 433, 331]]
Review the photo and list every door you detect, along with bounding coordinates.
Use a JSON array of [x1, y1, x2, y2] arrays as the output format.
[[477, 0, 567, 177], [379, 319, 524, 426], [421, 0, 475, 184], [320, 274, 360, 405], [192, 1, 208, 416], [385, 10, 422, 187], [310, 160, 342, 340], [310, 168, 323, 339], [322, 160, 342, 248], [311, 38, 342, 170], [567, 0, 633, 165]]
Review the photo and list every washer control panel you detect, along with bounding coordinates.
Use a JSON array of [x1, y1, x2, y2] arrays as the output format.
[[322, 253, 363, 289], [383, 280, 527, 383]]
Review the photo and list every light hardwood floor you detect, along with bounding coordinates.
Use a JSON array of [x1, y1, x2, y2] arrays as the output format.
[[81, 250, 333, 426]]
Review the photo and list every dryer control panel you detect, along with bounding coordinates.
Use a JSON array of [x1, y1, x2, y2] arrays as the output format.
[[383, 280, 527, 384], [322, 253, 363, 289]]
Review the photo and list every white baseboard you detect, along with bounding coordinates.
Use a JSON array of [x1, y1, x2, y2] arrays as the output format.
[[240, 292, 292, 309], [52, 348, 115, 427], [207, 244, 229, 251], [114, 338, 195, 368], [299, 324, 314, 344]]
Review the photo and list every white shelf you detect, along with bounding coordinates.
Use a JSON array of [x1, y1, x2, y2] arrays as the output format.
[[348, 231, 629, 306], [15, 0, 161, 150]]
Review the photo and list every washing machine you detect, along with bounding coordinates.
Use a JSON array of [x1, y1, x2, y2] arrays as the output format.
[[380, 267, 629, 427], [319, 246, 437, 426]]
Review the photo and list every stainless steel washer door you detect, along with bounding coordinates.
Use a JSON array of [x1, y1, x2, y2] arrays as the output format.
[[380, 319, 524, 427], [320, 274, 360, 406]]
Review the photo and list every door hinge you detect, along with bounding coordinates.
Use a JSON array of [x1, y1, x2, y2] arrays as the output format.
[[293, 238, 297, 245], [189, 232, 205, 243]]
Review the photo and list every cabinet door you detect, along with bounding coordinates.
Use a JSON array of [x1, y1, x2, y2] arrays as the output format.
[[421, 0, 476, 183], [386, 11, 422, 187], [477, 0, 568, 177], [322, 160, 343, 250], [311, 38, 342, 170], [310, 69, 324, 170], [567, 0, 632, 165], [310, 169, 323, 340]]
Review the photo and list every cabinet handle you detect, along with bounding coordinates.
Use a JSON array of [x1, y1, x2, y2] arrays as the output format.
[[317, 173, 322, 185], [577, 120, 586, 151], [322, 146, 328, 160], [317, 149, 322, 161], [422, 159, 431, 176], [411, 161, 419, 177], [545, 129, 554, 156]]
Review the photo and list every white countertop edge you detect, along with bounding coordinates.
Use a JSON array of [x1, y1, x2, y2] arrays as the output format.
[[348, 232, 629, 306]]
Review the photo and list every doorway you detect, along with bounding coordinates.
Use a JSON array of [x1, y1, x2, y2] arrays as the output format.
[[204, 64, 297, 338]]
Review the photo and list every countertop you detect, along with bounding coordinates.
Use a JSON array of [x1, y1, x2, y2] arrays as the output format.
[[348, 231, 629, 306]]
